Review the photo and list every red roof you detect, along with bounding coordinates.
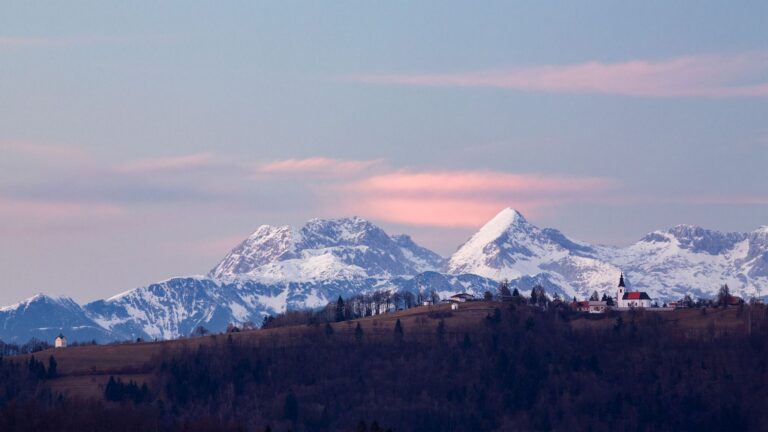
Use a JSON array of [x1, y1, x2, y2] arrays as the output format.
[[623, 292, 651, 300]]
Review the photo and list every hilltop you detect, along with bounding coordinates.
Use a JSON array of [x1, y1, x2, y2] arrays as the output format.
[[3, 300, 767, 431]]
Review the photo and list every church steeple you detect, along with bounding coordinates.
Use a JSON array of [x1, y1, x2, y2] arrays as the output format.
[[618, 273, 625, 288]]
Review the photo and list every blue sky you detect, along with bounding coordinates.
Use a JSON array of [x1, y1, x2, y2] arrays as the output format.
[[1, 1, 767, 304]]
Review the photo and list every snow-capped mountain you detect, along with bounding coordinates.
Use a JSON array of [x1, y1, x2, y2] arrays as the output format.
[[602, 224, 768, 301], [3, 211, 768, 344], [0, 294, 117, 343], [209, 217, 445, 281], [447, 208, 768, 301], [0, 217, 489, 343], [447, 208, 620, 299], [77, 272, 496, 341]]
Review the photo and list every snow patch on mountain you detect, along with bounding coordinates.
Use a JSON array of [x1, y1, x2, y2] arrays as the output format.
[[447, 208, 620, 298], [210, 217, 444, 282], [4, 210, 768, 344], [449, 208, 768, 301]]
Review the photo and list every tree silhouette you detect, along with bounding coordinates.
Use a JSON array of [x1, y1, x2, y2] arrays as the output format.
[[394, 319, 404, 343], [336, 296, 346, 322], [284, 392, 298, 421], [47, 355, 57, 379], [717, 284, 733, 306]]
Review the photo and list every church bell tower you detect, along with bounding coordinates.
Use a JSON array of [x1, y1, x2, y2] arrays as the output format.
[[617, 272, 626, 307]]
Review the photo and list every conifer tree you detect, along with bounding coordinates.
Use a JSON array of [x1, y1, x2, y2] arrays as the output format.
[[336, 296, 346, 322], [47, 355, 57, 378], [284, 392, 298, 421], [499, 279, 512, 299], [462, 333, 472, 350], [356, 420, 368, 432], [105, 376, 119, 401], [436, 319, 446, 341], [394, 318, 404, 342]]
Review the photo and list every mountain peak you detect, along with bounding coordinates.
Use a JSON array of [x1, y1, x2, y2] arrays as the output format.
[[0, 293, 73, 312], [476, 208, 529, 237], [209, 215, 443, 281]]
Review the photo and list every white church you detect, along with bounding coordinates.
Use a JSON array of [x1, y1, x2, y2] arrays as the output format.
[[616, 273, 652, 308], [54, 333, 67, 348]]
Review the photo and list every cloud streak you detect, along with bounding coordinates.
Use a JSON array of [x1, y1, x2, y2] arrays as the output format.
[[347, 53, 768, 98], [325, 170, 614, 228], [257, 157, 383, 178], [115, 153, 216, 174]]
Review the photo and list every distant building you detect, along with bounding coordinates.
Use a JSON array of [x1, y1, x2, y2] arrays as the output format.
[[616, 274, 652, 308], [571, 300, 607, 313], [571, 300, 589, 312], [588, 301, 608, 314], [450, 302, 459, 311], [448, 293, 475, 303], [54, 333, 67, 348], [727, 296, 744, 306]]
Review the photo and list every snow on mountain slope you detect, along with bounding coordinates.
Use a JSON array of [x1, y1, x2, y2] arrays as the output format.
[[447, 208, 620, 299], [600, 225, 768, 300], [449, 208, 768, 301], [0, 294, 118, 343], [81, 272, 496, 341], [391, 234, 446, 272], [209, 217, 444, 281], [4, 210, 768, 344]]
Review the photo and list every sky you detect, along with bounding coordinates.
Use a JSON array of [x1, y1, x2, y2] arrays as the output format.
[[1, 1, 767, 305]]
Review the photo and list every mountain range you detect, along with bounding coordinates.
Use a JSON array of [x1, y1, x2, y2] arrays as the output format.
[[3, 208, 767, 343]]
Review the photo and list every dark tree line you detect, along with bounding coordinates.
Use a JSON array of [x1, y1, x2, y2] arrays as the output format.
[[104, 376, 150, 404], [2, 302, 768, 430], [146, 304, 768, 431], [260, 289, 441, 330]]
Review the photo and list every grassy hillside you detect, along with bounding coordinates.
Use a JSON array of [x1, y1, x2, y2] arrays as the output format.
[[3, 302, 767, 431]]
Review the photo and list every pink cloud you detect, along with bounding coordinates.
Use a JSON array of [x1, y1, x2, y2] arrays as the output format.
[[258, 157, 383, 178], [324, 170, 614, 228], [115, 153, 215, 174], [347, 53, 768, 98]]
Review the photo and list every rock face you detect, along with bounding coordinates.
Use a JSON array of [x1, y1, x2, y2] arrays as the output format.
[[3, 211, 768, 343]]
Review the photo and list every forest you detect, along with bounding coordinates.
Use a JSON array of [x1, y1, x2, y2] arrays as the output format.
[[1, 300, 767, 431]]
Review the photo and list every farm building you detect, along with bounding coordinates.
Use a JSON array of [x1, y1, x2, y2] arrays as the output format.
[[448, 293, 475, 303]]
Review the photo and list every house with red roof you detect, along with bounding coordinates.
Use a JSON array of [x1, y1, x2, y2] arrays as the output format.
[[616, 273, 652, 308]]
